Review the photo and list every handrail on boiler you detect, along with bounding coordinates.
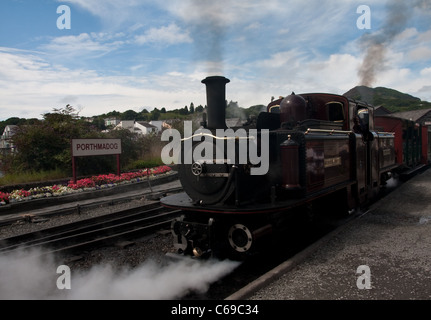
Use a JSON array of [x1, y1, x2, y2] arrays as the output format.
[[304, 128, 352, 135]]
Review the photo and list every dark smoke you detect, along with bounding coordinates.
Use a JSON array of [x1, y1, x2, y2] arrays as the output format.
[[357, 0, 428, 87], [190, 2, 226, 74]]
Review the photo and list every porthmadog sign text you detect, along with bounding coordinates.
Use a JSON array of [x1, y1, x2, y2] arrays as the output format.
[[72, 139, 122, 157]]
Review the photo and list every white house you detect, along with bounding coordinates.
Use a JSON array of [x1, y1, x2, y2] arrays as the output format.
[[115, 120, 135, 131], [0, 125, 18, 153], [149, 120, 163, 132], [135, 121, 159, 135], [114, 120, 159, 136]]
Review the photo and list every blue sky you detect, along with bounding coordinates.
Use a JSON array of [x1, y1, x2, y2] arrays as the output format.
[[0, 0, 430, 120]]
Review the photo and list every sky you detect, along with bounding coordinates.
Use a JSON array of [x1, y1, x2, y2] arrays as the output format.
[[0, 0, 430, 121]]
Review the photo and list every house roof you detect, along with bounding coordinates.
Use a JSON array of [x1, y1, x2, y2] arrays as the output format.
[[374, 105, 392, 115], [2, 125, 18, 136], [390, 108, 431, 122], [136, 121, 158, 129]]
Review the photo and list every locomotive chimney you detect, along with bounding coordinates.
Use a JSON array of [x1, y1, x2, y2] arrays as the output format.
[[201, 76, 230, 130]]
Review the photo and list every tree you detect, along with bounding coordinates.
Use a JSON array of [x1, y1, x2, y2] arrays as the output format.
[[179, 106, 188, 115], [105, 110, 121, 118], [151, 108, 161, 121], [6, 105, 97, 174], [121, 109, 138, 120], [91, 117, 107, 131]]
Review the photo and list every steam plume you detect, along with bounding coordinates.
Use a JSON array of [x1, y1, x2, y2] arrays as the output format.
[[0, 249, 240, 300], [357, 0, 427, 86]]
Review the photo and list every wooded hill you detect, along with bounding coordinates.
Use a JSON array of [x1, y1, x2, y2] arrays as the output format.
[[343, 86, 431, 113]]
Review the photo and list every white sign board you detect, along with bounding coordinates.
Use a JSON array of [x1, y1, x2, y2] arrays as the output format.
[[72, 139, 122, 157]]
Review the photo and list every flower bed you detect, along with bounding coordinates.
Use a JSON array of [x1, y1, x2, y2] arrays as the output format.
[[0, 165, 172, 206]]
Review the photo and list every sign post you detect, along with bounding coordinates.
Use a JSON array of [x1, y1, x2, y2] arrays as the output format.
[[71, 139, 122, 184]]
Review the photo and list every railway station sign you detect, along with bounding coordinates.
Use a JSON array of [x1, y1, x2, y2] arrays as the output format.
[[71, 139, 122, 183], [72, 139, 122, 157]]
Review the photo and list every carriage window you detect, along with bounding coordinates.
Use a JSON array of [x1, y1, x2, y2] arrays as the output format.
[[326, 102, 344, 122]]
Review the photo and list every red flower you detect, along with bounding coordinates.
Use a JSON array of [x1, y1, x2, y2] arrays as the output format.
[[0, 192, 10, 203]]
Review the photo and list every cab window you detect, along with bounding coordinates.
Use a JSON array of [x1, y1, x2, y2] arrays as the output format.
[[326, 102, 344, 122]]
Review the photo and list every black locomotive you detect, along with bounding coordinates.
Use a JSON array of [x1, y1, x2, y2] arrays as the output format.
[[161, 76, 429, 260]]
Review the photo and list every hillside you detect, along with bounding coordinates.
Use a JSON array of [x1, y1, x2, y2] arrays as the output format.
[[343, 86, 431, 113]]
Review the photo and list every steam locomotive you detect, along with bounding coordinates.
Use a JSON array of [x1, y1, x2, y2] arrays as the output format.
[[161, 76, 430, 260]]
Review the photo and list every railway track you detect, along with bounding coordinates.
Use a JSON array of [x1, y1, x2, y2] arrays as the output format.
[[0, 203, 181, 257], [0, 184, 184, 227]]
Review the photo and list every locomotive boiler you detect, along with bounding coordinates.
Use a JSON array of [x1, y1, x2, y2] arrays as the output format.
[[161, 75, 426, 260]]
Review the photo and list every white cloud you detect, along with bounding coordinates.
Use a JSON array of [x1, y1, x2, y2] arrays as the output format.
[[395, 27, 419, 42], [420, 67, 431, 76], [40, 33, 123, 58], [391, 27, 431, 63], [60, 0, 149, 29], [0, 48, 204, 120], [255, 49, 305, 69], [414, 85, 431, 103], [407, 46, 431, 61], [227, 52, 362, 106], [134, 24, 192, 46]]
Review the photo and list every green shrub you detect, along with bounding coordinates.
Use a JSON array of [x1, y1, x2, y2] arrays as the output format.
[[126, 158, 164, 171], [0, 168, 68, 186]]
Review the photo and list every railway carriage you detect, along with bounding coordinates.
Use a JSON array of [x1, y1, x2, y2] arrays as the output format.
[[375, 115, 429, 173]]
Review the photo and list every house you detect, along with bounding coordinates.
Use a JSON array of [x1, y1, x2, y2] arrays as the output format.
[[115, 120, 135, 131], [149, 120, 163, 132], [0, 125, 18, 154], [114, 120, 159, 136], [135, 121, 159, 135], [104, 118, 121, 127]]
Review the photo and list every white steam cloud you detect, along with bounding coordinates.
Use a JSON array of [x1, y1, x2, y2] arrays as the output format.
[[0, 249, 240, 300]]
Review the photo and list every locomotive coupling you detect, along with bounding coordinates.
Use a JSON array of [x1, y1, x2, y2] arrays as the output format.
[[171, 216, 214, 258]]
